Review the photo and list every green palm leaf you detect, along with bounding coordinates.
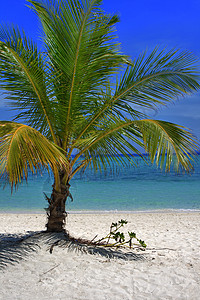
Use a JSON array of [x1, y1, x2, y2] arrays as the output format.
[[0, 121, 68, 188], [135, 119, 199, 171], [70, 116, 198, 177], [113, 48, 199, 109], [27, 0, 127, 148], [0, 25, 57, 142], [72, 48, 199, 145]]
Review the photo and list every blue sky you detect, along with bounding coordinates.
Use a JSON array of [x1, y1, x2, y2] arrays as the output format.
[[0, 0, 200, 139]]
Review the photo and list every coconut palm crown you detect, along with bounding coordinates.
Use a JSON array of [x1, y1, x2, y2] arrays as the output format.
[[0, 0, 199, 231]]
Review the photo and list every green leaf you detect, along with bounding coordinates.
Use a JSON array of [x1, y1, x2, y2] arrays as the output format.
[[135, 119, 199, 171], [0, 121, 68, 188], [138, 240, 147, 248], [0, 25, 57, 142], [27, 0, 126, 149], [128, 232, 136, 239]]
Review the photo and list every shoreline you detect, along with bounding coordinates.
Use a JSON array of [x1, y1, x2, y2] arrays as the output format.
[[0, 208, 200, 214]]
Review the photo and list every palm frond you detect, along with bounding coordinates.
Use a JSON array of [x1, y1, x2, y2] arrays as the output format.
[[69, 114, 198, 176], [113, 48, 199, 110], [70, 117, 145, 174], [70, 48, 200, 145], [27, 0, 126, 148], [67, 82, 147, 158], [0, 121, 68, 188], [135, 119, 199, 171], [0, 24, 57, 142]]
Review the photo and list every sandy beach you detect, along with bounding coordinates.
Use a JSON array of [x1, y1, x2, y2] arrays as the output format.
[[0, 212, 200, 300]]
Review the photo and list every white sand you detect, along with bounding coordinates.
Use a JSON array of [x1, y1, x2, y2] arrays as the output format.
[[0, 212, 200, 300]]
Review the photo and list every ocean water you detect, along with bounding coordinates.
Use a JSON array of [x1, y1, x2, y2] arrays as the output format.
[[0, 155, 200, 212]]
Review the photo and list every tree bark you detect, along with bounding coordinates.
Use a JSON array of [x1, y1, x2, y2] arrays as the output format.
[[46, 172, 70, 232]]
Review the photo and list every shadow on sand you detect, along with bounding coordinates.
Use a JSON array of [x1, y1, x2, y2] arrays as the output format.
[[0, 231, 145, 269]]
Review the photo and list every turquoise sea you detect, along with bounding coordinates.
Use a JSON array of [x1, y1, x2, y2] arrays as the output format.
[[0, 155, 200, 213]]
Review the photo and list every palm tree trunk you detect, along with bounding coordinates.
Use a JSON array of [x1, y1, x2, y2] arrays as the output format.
[[46, 172, 70, 232]]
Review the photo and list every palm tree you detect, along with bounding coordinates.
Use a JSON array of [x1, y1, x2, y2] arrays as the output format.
[[0, 0, 199, 232]]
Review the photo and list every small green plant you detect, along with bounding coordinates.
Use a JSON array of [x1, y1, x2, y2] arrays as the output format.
[[48, 219, 146, 254], [93, 219, 147, 250]]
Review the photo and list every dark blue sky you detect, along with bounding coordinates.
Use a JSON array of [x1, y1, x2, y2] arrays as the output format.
[[0, 0, 200, 140]]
